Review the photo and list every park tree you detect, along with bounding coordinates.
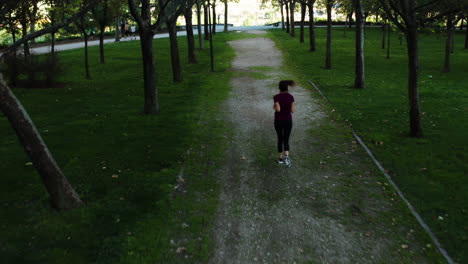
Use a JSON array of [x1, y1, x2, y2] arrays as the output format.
[[285, 0, 290, 33], [221, 0, 229, 32], [463, 3, 468, 49], [337, 0, 354, 29], [211, 0, 217, 34], [434, 1, 464, 72], [128, 0, 188, 113], [108, 0, 128, 42], [385, 23, 391, 58], [279, 0, 286, 30], [74, 0, 94, 79], [204, 1, 210, 40], [18, 1, 33, 56], [353, 0, 365, 88], [298, 0, 307, 43], [42, 0, 66, 54], [165, 1, 186, 82], [466, 19, 468, 49], [207, 0, 215, 72], [379, 0, 424, 137], [221, 0, 238, 32], [289, 0, 296, 37], [1, 7, 20, 86], [261, 0, 286, 30], [92, 0, 111, 64], [307, 0, 317, 51], [319, 0, 334, 69], [195, 0, 204, 48], [381, 0, 464, 137], [184, 0, 198, 63], [0, 1, 101, 210]]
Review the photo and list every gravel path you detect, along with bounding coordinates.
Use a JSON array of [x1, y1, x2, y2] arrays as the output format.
[[208, 32, 436, 264]]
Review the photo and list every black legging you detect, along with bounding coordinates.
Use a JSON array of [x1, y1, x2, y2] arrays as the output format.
[[274, 120, 292, 153]]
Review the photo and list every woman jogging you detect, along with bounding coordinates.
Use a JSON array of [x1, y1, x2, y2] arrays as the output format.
[[273, 80, 296, 167]]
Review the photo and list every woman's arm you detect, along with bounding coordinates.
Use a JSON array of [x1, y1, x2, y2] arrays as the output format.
[[274, 102, 281, 112], [291, 102, 295, 113]]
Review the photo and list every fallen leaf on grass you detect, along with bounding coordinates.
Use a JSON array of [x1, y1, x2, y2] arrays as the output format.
[[401, 244, 408, 249], [176, 247, 187, 254]]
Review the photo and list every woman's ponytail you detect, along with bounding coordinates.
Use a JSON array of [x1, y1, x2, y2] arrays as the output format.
[[279, 80, 296, 92]]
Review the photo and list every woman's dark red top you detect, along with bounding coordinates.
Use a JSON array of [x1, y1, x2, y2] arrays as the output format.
[[273, 92, 294, 121]]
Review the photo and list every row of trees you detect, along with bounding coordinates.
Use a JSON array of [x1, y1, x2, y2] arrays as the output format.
[[0, 0, 237, 210], [265, 0, 468, 138]]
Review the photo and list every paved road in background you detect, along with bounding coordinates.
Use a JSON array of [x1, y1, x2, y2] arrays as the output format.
[[31, 25, 279, 55]]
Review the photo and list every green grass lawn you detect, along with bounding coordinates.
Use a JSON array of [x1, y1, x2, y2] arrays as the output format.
[[269, 27, 467, 263], [0, 31, 254, 263]]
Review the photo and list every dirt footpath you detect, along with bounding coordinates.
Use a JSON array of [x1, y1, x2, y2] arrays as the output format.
[[209, 32, 438, 264]]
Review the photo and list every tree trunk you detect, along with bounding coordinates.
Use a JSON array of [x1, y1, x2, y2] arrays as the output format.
[[167, 21, 183, 82], [212, 3, 216, 35], [386, 24, 391, 59], [139, 31, 159, 114], [99, 25, 105, 64], [465, 20, 468, 49], [406, 26, 423, 137], [196, 1, 203, 49], [9, 32, 18, 87], [49, 13, 56, 54], [451, 27, 454, 54], [308, 0, 316, 51], [348, 13, 353, 28], [381, 21, 386, 49], [290, 1, 296, 37], [354, 0, 365, 88], [325, 1, 332, 69], [443, 16, 453, 72], [83, 31, 91, 79], [100, 0, 108, 62], [280, 3, 285, 30], [208, 2, 214, 72], [184, 7, 198, 64], [285, 1, 290, 34], [20, 8, 30, 57], [344, 13, 348, 37], [29, 2, 39, 44], [204, 4, 209, 40], [300, 2, 306, 43], [0, 75, 84, 210], [51, 32, 56, 54], [224, 1, 228, 32], [115, 18, 120, 42]]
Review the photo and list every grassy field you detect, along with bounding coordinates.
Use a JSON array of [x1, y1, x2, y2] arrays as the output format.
[[269, 27, 467, 263], [0, 32, 254, 263]]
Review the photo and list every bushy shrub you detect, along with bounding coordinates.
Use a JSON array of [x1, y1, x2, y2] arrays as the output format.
[[43, 53, 64, 86], [1, 53, 64, 88], [1, 53, 20, 87]]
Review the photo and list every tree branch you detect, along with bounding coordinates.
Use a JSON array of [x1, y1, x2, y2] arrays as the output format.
[[380, 0, 405, 32], [1, 1, 100, 59], [128, 0, 145, 28], [414, 0, 442, 12]]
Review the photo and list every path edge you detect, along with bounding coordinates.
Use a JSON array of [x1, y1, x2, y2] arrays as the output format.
[[308, 80, 455, 264]]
